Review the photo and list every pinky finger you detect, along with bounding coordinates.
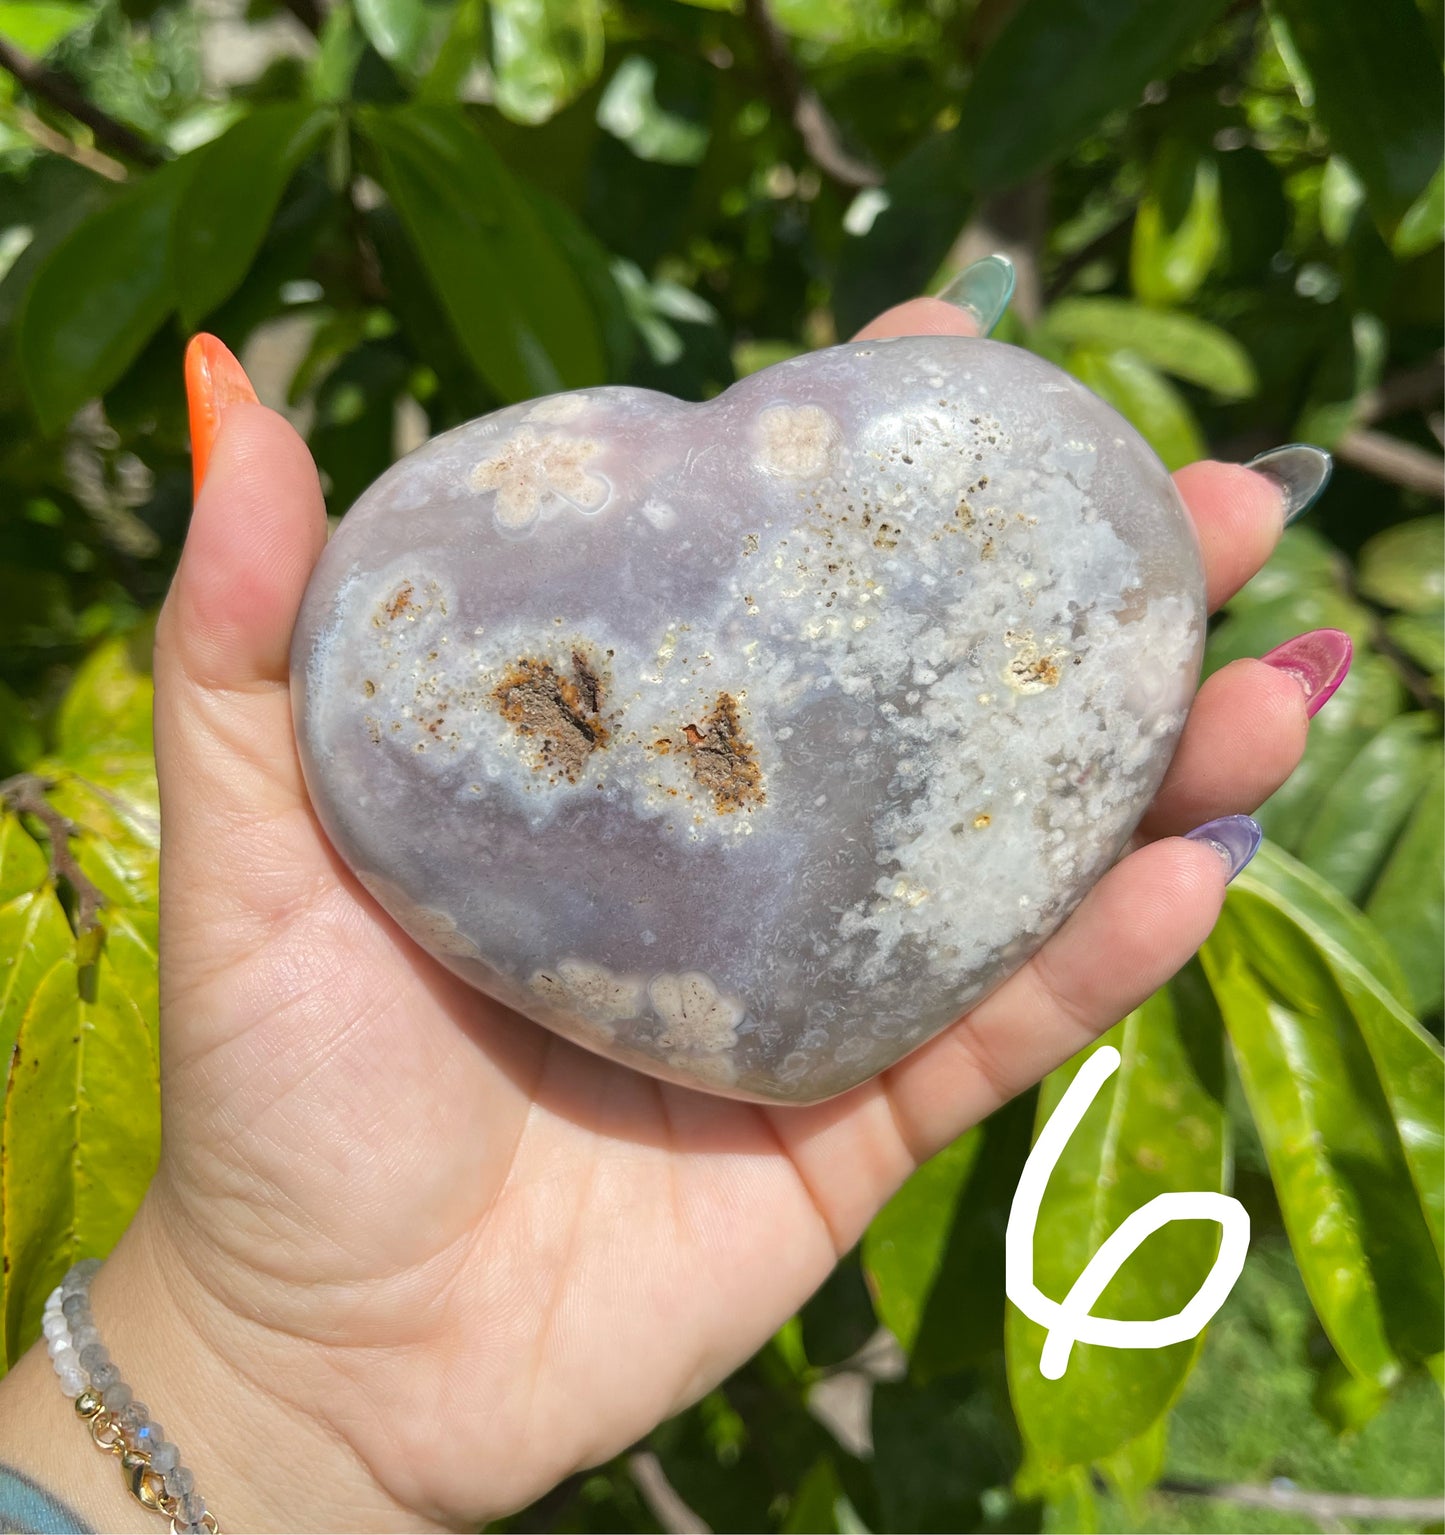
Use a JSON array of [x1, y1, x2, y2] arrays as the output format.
[[881, 825, 1256, 1159]]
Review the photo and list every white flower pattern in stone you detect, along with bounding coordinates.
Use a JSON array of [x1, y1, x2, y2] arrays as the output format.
[[469, 425, 609, 531]]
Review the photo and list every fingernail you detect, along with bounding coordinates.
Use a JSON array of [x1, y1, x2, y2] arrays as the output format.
[[184, 333, 258, 501], [1246, 444, 1333, 526], [935, 254, 1015, 336], [1261, 628, 1353, 717], [1185, 814, 1263, 883]]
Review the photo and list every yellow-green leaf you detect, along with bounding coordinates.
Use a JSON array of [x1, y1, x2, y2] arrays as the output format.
[[1130, 143, 1223, 307], [862, 1127, 981, 1356], [1045, 298, 1256, 398], [1007, 971, 1228, 1471], [1203, 887, 1443, 1383], [490, 0, 605, 125], [1066, 348, 1205, 469]]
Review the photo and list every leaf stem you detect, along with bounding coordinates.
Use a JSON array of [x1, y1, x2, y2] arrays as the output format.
[[738, 0, 882, 191], [0, 773, 107, 940]]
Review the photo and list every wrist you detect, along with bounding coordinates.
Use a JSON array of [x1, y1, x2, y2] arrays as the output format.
[[84, 1188, 443, 1534]]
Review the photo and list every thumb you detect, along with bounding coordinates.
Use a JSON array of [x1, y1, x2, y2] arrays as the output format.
[[158, 335, 327, 697], [153, 337, 329, 956]]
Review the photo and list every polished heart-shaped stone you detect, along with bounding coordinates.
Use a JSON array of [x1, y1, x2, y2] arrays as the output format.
[[291, 336, 1206, 1103]]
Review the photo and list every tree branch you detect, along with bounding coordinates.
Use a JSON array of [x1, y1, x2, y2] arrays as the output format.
[[1334, 426, 1444, 498], [1355, 350, 1445, 426], [8, 103, 126, 180], [1159, 1477, 1444, 1524], [0, 36, 163, 166], [739, 0, 881, 191]]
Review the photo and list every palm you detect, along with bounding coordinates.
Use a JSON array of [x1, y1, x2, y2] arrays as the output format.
[[145, 305, 1307, 1526]]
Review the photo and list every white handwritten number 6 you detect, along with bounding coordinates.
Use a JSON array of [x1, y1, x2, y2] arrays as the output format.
[[1006, 1045, 1250, 1381]]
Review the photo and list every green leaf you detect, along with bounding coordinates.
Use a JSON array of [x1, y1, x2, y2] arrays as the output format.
[[833, 134, 977, 333], [872, 1375, 1018, 1533], [1394, 160, 1445, 256], [783, 1456, 867, 1535], [489, 0, 605, 125], [1319, 156, 1368, 246], [355, 0, 434, 67], [800, 1248, 877, 1369], [1241, 841, 1411, 1009], [0, 1, 90, 56], [172, 105, 330, 329], [1202, 889, 1444, 1383], [1044, 298, 1256, 398], [1007, 971, 1229, 1471], [1358, 516, 1445, 614], [908, 1095, 1035, 1384], [834, 0, 1229, 326], [419, 0, 484, 102], [0, 887, 79, 1366], [862, 1127, 980, 1356], [17, 155, 196, 435], [0, 680, 42, 777], [1365, 754, 1445, 1019], [0, 814, 65, 1366], [1235, 846, 1445, 1271], [54, 629, 155, 760], [596, 54, 710, 167], [1096, 1416, 1167, 1515], [311, 3, 365, 102], [359, 103, 605, 399], [649, 1392, 782, 1535], [1268, 0, 1444, 231], [1296, 713, 1439, 904], [955, 0, 1232, 194], [1130, 143, 1223, 307], [1385, 612, 1445, 689], [1297, 311, 1388, 449], [1065, 348, 1205, 469]]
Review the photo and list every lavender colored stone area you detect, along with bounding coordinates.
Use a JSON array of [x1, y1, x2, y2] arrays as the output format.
[[292, 337, 1206, 1103]]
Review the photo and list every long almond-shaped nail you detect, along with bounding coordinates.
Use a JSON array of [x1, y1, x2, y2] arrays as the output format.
[[1247, 444, 1333, 526], [936, 254, 1015, 336], [184, 333, 258, 501], [1184, 814, 1262, 883], [1262, 628, 1353, 717]]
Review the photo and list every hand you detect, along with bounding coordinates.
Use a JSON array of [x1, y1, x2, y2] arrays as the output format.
[[43, 291, 1327, 1531]]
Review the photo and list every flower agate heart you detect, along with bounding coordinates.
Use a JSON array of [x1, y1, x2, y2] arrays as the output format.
[[291, 336, 1206, 1103]]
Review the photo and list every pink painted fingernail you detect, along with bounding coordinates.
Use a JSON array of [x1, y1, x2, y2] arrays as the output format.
[[1262, 628, 1353, 717]]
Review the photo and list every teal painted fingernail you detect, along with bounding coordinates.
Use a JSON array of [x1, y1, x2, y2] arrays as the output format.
[[1247, 444, 1333, 526], [936, 254, 1015, 336]]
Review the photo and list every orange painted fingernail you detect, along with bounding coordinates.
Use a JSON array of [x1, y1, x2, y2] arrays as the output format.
[[184, 333, 258, 500]]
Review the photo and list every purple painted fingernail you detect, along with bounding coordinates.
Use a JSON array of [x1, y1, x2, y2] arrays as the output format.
[[1185, 814, 1262, 883], [1261, 628, 1353, 717]]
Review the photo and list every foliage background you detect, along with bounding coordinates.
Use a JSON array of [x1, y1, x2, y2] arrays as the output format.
[[0, 0, 1442, 1529]]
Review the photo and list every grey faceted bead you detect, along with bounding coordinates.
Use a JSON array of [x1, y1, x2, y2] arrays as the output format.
[[77, 1343, 108, 1373], [149, 1441, 179, 1474], [163, 1467, 195, 1498], [89, 1362, 120, 1392]]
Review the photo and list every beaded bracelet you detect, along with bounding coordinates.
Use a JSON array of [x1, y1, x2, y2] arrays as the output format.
[[44, 1260, 220, 1534]]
